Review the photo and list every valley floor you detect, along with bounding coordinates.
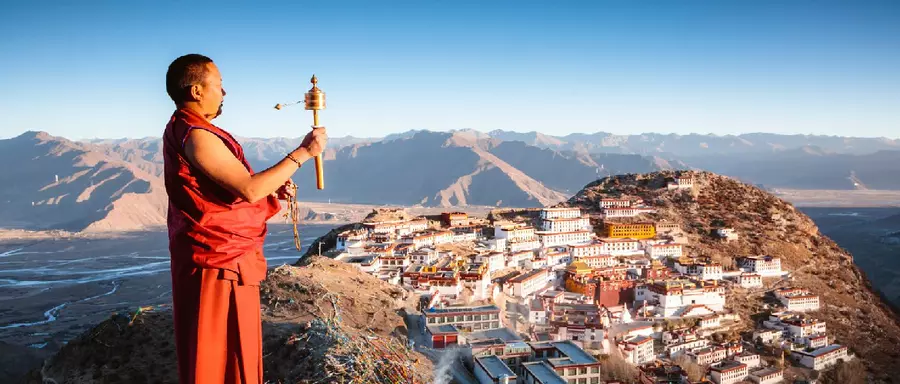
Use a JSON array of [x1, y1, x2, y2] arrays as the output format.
[[774, 189, 900, 207]]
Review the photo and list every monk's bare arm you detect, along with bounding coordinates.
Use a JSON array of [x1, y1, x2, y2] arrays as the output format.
[[184, 129, 319, 203]]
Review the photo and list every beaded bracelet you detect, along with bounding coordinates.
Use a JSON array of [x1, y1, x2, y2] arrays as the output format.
[[285, 153, 302, 167]]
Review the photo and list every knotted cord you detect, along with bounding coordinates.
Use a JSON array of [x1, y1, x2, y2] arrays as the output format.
[[284, 181, 302, 251]]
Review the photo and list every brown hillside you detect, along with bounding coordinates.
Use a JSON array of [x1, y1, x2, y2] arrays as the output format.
[[27, 256, 432, 383], [431, 133, 568, 206], [566, 171, 900, 382], [0, 132, 167, 232], [91, 138, 165, 177]]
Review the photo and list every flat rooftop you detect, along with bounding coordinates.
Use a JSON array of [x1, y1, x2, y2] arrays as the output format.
[[528, 341, 556, 350], [426, 324, 459, 335], [710, 361, 746, 373], [476, 355, 516, 379], [533, 333, 553, 342], [522, 361, 567, 384], [547, 357, 576, 367], [626, 335, 653, 345], [552, 340, 599, 365], [750, 367, 783, 377], [424, 304, 500, 315], [691, 347, 722, 355], [468, 327, 522, 342], [540, 289, 564, 298], [504, 341, 532, 356], [469, 338, 505, 348], [510, 268, 548, 283], [493, 271, 523, 284], [795, 344, 847, 357]]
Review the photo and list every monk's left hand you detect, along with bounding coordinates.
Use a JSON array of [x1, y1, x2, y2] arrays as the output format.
[[273, 179, 296, 200]]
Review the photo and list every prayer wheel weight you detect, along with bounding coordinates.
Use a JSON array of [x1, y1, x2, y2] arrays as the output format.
[[305, 75, 325, 190]]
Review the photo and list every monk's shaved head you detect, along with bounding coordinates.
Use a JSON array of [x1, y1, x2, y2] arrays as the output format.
[[166, 54, 214, 105]]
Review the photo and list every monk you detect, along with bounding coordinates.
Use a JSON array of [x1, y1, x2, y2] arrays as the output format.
[[162, 53, 327, 383]]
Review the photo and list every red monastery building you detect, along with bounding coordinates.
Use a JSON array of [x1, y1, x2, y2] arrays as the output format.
[[563, 262, 636, 307]]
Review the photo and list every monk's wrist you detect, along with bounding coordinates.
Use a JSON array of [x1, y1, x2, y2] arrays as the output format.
[[289, 148, 311, 165]]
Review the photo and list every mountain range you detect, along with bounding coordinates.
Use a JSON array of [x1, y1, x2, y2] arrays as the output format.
[[483, 129, 900, 156], [2, 129, 899, 232]]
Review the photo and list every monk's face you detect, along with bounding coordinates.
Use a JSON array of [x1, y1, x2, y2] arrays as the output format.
[[196, 62, 226, 119]]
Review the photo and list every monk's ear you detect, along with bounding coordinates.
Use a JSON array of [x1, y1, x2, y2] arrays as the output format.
[[188, 83, 203, 102]]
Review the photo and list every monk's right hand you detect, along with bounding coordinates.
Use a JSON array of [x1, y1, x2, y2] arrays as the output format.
[[299, 127, 327, 157]]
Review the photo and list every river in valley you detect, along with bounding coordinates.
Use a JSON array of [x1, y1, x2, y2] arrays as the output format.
[[0, 224, 336, 350]]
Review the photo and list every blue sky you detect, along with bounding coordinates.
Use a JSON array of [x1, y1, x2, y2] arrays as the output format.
[[1, 0, 898, 140]]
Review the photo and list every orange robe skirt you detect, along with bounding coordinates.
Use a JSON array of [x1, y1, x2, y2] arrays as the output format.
[[171, 256, 265, 384]]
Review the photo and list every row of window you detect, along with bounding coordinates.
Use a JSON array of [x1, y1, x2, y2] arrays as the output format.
[[787, 298, 819, 303], [584, 259, 616, 268], [601, 244, 639, 252], [541, 233, 591, 241], [563, 366, 600, 376], [461, 321, 500, 331], [719, 368, 748, 378], [604, 210, 641, 217], [541, 210, 582, 219], [544, 220, 589, 229], [565, 377, 599, 384], [571, 248, 603, 257], [600, 200, 631, 208], [426, 313, 500, 323], [608, 229, 655, 238]]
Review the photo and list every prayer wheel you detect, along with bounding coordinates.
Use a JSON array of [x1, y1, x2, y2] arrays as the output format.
[[305, 75, 325, 190]]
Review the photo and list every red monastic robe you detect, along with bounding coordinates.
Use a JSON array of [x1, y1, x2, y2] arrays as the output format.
[[163, 108, 280, 383]]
